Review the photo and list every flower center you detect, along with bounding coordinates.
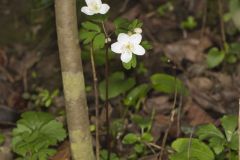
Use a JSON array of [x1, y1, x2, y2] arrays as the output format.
[[89, 2, 100, 12], [123, 42, 134, 53]]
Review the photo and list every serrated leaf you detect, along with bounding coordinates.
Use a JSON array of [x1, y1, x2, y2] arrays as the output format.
[[122, 133, 139, 144], [99, 72, 135, 100], [82, 21, 101, 32], [131, 114, 151, 130], [207, 48, 225, 68], [93, 33, 105, 49], [170, 138, 214, 160], [150, 73, 188, 95], [79, 30, 98, 44], [196, 124, 225, 140], [12, 112, 66, 159], [209, 137, 225, 154], [229, 132, 238, 150], [100, 149, 119, 160], [220, 115, 238, 142]]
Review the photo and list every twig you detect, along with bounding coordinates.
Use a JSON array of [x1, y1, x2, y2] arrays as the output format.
[[238, 98, 240, 160], [187, 127, 194, 160], [200, 0, 207, 38], [101, 21, 111, 160], [119, 0, 130, 13], [158, 66, 178, 160], [177, 94, 183, 137], [217, 0, 226, 49], [90, 42, 100, 160]]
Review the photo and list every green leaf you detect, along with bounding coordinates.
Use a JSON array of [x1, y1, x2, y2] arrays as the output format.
[[93, 33, 105, 49], [229, 42, 240, 55], [99, 72, 136, 100], [131, 114, 151, 130], [82, 21, 101, 32], [196, 124, 225, 140], [110, 119, 125, 137], [170, 138, 214, 160], [209, 137, 225, 154], [122, 55, 137, 70], [79, 30, 98, 44], [0, 133, 5, 145], [229, 132, 238, 150], [124, 84, 150, 106], [180, 16, 197, 30], [128, 19, 143, 31], [220, 115, 238, 142], [134, 143, 144, 153], [12, 112, 66, 159], [141, 132, 153, 142], [113, 18, 129, 34], [207, 48, 225, 68], [226, 54, 237, 64], [100, 149, 119, 160], [150, 73, 188, 95], [141, 40, 152, 50], [122, 133, 139, 144]]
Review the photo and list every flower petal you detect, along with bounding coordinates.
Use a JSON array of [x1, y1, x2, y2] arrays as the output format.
[[117, 33, 130, 43], [99, 4, 110, 14], [111, 42, 123, 54], [130, 34, 142, 44], [121, 52, 132, 63], [85, 0, 101, 6], [132, 44, 145, 55], [81, 6, 94, 15]]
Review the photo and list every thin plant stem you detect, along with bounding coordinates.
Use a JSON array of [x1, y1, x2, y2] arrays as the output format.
[[101, 21, 111, 160], [238, 98, 240, 160], [158, 66, 178, 160], [200, 0, 207, 38], [187, 127, 194, 160], [90, 42, 100, 160], [218, 0, 226, 49]]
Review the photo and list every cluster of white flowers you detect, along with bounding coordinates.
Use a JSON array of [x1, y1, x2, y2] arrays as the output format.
[[81, 0, 145, 63]]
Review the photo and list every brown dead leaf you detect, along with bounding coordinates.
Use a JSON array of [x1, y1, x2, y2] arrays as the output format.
[[190, 77, 213, 91], [49, 141, 71, 160], [0, 48, 7, 67], [184, 99, 214, 126], [163, 36, 212, 63], [186, 79, 226, 113], [145, 96, 171, 114]]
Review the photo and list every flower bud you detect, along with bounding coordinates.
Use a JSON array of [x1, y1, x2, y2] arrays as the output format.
[[105, 37, 111, 43], [134, 28, 142, 34]]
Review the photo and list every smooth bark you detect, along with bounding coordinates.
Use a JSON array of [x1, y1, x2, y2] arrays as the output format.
[[54, 0, 95, 159]]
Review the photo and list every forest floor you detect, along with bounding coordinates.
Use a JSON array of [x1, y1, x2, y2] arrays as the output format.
[[0, 0, 239, 160]]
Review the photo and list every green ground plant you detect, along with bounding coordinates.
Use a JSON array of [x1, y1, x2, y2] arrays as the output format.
[[170, 115, 238, 160], [12, 112, 66, 160]]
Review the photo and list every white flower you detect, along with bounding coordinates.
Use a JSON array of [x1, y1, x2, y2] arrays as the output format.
[[81, 0, 110, 15], [134, 28, 142, 34], [111, 33, 145, 63]]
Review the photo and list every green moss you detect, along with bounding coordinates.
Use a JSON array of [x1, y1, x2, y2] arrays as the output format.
[[62, 71, 85, 102], [70, 130, 95, 160]]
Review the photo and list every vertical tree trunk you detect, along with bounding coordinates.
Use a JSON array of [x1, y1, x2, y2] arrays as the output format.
[[54, 0, 95, 159]]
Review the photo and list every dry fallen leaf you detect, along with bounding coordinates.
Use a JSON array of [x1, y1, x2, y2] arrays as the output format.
[[163, 36, 212, 63]]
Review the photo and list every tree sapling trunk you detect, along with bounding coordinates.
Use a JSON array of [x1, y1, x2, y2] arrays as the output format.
[[54, 0, 95, 159]]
